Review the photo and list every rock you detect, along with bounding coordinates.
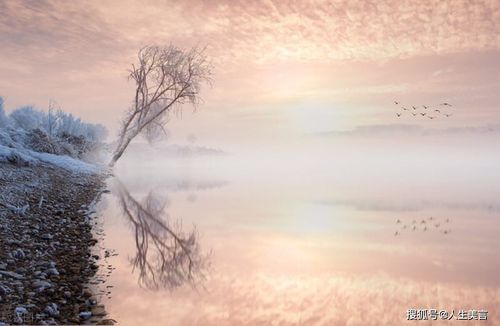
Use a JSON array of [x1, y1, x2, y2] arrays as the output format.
[[10, 248, 26, 260], [86, 297, 98, 306], [11, 280, 23, 287], [82, 289, 93, 298], [15, 306, 28, 315], [97, 319, 116, 325], [41, 234, 53, 240], [16, 267, 27, 275], [79, 311, 92, 320], [0, 284, 12, 295], [44, 303, 59, 317], [32, 280, 52, 290], [91, 305, 107, 317], [0, 262, 7, 270], [47, 268, 59, 276], [0, 271, 24, 280], [63, 291, 72, 298]]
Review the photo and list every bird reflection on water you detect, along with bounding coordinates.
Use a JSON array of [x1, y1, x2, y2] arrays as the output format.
[[394, 216, 452, 236]]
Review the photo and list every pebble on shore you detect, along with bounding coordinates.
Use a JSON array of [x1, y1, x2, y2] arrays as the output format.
[[0, 161, 112, 324]]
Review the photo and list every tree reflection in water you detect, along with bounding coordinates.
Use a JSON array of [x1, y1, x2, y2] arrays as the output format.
[[116, 180, 211, 291]]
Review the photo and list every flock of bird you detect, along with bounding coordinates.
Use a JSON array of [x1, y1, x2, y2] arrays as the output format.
[[393, 101, 454, 119], [394, 216, 452, 236]]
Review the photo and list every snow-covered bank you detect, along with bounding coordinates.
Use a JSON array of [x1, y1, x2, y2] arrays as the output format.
[[0, 144, 104, 175]]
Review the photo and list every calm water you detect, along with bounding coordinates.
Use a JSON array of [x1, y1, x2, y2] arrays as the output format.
[[95, 146, 500, 325]]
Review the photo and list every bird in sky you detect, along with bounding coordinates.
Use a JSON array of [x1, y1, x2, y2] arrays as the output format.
[[429, 217, 433, 220], [420, 113, 427, 116], [394, 231, 399, 236], [402, 107, 408, 111], [423, 226, 427, 231], [428, 116, 436, 119], [412, 106, 417, 110], [444, 113, 453, 117], [440, 102, 452, 107], [423, 105, 429, 109], [396, 113, 401, 117], [412, 225, 417, 231], [396, 219, 401, 224], [434, 109, 441, 114], [394, 101, 400, 105], [412, 112, 417, 116]]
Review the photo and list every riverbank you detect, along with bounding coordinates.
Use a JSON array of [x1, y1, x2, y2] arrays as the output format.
[[0, 159, 113, 325]]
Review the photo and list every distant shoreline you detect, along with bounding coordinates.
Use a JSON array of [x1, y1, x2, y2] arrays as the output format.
[[0, 160, 113, 325]]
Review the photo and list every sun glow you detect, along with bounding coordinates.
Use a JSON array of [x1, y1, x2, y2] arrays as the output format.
[[287, 105, 341, 134]]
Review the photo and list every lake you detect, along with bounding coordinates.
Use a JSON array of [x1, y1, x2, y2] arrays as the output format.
[[95, 142, 500, 325]]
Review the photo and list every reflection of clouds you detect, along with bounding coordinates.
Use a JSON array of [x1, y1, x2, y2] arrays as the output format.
[[111, 271, 500, 325], [318, 198, 500, 213]]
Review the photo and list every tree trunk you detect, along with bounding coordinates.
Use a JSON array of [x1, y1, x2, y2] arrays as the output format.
[[109, 135, 134, 167]]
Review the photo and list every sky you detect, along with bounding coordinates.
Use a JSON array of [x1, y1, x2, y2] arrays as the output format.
[[1, 0, 499, 151]]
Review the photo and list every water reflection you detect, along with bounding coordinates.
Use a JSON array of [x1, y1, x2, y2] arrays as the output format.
[[115, 179, 211, 291], [98, 154, 500, 325]]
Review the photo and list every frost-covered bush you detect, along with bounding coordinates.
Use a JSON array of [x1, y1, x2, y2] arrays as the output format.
[[0, 99, 108, 162], [9, 106, 45, 131], [8, 106, 107, 141], [0, 97, 9, 128], [26, 128, 69, 155], [26, 128, 57, 154]]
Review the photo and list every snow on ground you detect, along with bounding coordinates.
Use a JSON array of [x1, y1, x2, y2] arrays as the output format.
[[29, 150, 103, 174], [0, 144, 103, 174]]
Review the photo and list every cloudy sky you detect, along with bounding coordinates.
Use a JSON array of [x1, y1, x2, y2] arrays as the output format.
[[1, 0, 499, 150]]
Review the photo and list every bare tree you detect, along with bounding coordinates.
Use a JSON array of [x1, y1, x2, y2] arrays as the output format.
[[109, 45, 212, 166], [47, 99, 60, 137], [116, 180, 211, 290]]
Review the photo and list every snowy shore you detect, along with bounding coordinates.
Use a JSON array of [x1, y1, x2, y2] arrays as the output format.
[[0, 149, 113, 324]]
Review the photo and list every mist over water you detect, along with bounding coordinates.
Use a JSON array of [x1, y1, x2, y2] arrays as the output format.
[[95, 135, 500, 325]]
